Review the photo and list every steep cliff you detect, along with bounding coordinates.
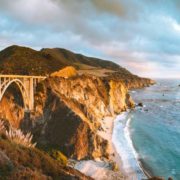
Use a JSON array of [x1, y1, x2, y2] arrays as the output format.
[[22, 75, 134, 160], [0, 74, 136, 161]]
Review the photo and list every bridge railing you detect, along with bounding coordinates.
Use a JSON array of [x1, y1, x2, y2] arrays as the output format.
[[0, 75, 47, 79]]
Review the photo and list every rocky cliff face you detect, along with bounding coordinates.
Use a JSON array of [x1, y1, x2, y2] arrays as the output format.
[[29, 75, 134, 160], [0, 45, 155, 163], [124, 78, 155, 89], [0, 74, 136, 161]]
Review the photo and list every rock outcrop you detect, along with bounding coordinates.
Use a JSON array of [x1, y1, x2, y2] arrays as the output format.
[[23, 75, 134, 160], [51, 66, 78, 78], [0, 74, 137, 161]]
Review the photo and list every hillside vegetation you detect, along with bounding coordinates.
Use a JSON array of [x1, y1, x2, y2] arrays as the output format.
[[0, 120, 91, 180], [0, 45, 131, 77]]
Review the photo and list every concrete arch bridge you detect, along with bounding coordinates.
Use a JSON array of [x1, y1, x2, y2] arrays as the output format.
[[0, 75, 46, 111]]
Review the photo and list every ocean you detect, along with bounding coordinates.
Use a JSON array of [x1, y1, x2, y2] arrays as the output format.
[[112, 79, 180, 180]]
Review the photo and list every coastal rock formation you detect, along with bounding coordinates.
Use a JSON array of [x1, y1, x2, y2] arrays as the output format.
[[51, 66, 78, 78], [0, 45, 155, 179], [30, 75, 135, 160], [0, 74, 137, 161], [109, 79, 134, 114]]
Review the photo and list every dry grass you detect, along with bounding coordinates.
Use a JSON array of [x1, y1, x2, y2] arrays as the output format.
[[5, 127, 36, 148], [0, 120, 36, 148], [78, 68, 116, 77]]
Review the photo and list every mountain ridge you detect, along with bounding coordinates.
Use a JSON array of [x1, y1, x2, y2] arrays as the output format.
[[0, 45, 133, 77]]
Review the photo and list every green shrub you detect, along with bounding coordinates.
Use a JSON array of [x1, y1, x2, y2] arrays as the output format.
[[48, 150, 67, 166]]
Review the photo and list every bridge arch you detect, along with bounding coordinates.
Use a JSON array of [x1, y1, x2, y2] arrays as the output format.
[[0, 79, 29, 110], [0, 75, 46, 111]]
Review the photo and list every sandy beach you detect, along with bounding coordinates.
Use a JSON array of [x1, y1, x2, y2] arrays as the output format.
[[74, 115, 141, 180], [74, 116, 125, 180], [74, 116, 146, 180]]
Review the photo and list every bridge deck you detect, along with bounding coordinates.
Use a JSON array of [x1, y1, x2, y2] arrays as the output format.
[[0, 75, 47, 79]]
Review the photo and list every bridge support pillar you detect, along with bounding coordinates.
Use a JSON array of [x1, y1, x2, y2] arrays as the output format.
[[29, 77, 34, 111]]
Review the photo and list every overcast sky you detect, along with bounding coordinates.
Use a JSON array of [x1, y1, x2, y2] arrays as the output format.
[[0, 0, 180, 78]]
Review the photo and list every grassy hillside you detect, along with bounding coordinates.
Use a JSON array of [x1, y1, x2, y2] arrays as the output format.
[[0, 46, 63, 75], [0, 45, 132, 76], [0, 138, 91, 179], [41, 48, 124, 70]]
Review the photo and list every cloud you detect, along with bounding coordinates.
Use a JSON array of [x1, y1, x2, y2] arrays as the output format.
[[89, 0, 125, 17], [0, 0, 180, 78]]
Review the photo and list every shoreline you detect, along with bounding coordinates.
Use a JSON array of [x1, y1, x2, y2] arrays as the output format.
[[111, 111, 138, 180], [112, 112, 152, 180], [101, 115, 128, 177], [74, 112, 152, 180], [116, 110, 154, 179], [74, 116, 126, 180], [110, 113, 153, 180], [139, 160, 153, 179]]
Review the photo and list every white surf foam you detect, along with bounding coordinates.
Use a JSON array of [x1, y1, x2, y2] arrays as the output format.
[[112, 112, 146, 180]]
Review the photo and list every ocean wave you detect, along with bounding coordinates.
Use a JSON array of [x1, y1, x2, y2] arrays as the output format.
[[112, 112, 146, 180]]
